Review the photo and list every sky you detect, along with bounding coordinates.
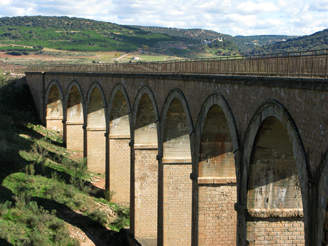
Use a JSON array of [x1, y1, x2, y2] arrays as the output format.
[[0, 0, 327, 36]]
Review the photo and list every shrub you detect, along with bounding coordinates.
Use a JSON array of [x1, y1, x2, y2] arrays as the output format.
[[110, 205, 130, 230], [87, 209, 108, 226]]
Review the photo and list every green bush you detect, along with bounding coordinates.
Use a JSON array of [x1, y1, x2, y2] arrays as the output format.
[[0, 200, 78, 245], [87, 209, 108, 226]]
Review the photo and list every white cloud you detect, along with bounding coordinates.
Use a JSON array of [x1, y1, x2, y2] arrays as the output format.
[[236, 1, 279, 14], [310, 0, 328, 11]]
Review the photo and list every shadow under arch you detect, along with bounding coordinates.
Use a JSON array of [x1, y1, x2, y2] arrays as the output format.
[[45, 80, 64, 132], [159, 88, 195, 159], [316, 148, 328, 245], [107, 83, 132, 206], [241, 99, 309, 245], [85, 82, 107, 174], [64, 80, 85, 152], [194, 92, 240, 245], [131, 85, 160, 245], [132, 85, 160, 145], [158, 88, 194, 246]]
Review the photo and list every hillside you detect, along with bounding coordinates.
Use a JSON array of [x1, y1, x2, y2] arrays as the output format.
[[2, 15, 328, 60], [0, 16, 299, 59], [234, 35, 297, 53], [0, 16, 176, 52], [131, 26, 230, 42], [249, 29, 328, 55], [0, 74, 134, 245], [132, 25, 297, 53]]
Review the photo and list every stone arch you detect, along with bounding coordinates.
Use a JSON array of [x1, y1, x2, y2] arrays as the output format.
[[195, 92, 239, 245], [242, 99, 308, 245], [45, 80, 64, 132], [65, 81, 85, 151], [85, 82, 107, 174], [131, 86, 159, 245], [317, 148, 328, 245], [160, 89, 194, 161], [133, 86, 159, 147], [107, 83, 131, 206], [159, 88, 194, 246]]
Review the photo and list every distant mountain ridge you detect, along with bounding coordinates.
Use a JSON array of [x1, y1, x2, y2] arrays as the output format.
[[249, 29, 328, 55], [130, 25, 296, 53]]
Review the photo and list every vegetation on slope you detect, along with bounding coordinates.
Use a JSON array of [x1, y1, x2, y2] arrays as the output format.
[[0, 16, 299, 59], [0, 16, 175, 52], [2, 15, 328, 59], [249, 29, 328, 55], [132, 25, 298, 54], [234, 35, 296, 54], [0, 73, 131, 245], [131, 26, 229, 42]]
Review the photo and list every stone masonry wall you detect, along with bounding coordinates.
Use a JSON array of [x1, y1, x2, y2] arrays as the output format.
[[66, 123, 84, 152], [27, 73, 328, 172], [25, 73, 328, 246], [163, 164, 192, 246], [87, 130, 106, 174], [46, 119, 63, 132], [134, 148, 158, 245], [198, 183, 237, 246], [246, 219, 304, 245], [109, 138, 130, 205]]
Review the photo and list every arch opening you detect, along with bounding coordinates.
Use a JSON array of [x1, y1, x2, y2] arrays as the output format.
[[135, 94, 157, 147], [163, 98, 191, 162], [109, 90, 130, 206], [133, 93, 158, 245], [66, 85, 84, 151], [246, 116, 304, 245], [87, 88, 106, 130], [162, 97, 192, 246], [198, 105, 237, 246], [199, 105, 235, 178], [86, 87, 106, 174], [46, 84, 63, 132]]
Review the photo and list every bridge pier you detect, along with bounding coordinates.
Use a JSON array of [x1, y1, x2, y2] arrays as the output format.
[[160, 91, 193, 246], [132, 88, 159, 245]]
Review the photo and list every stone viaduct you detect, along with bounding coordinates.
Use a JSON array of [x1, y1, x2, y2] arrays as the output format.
[[24, 70, 327, 246]]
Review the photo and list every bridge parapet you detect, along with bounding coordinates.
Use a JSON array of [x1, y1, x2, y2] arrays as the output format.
[[29, 49, 328, 78]]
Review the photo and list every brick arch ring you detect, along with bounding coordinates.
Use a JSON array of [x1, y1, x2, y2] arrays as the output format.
[[195, 92, 240, 174], [131, 85, 160, 141], [64, 80, 86, 124], [159, 88, 195, 158], [107, 82, 132, 135], [240, 99, 309, 245], [44, 80, 64, 109]]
